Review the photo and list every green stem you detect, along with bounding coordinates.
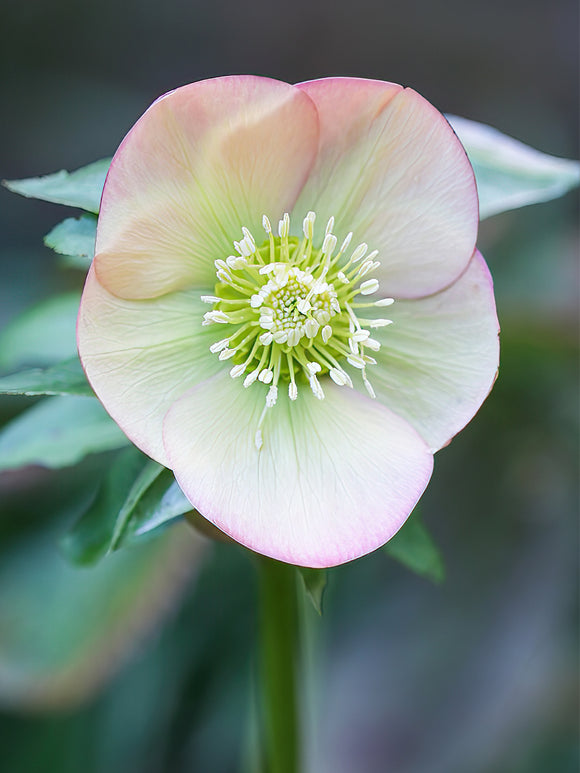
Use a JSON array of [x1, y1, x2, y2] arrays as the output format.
[[258, 557, 300, 773]]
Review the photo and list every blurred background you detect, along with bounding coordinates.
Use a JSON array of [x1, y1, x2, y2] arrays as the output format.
[[0, 0, 578, 771]]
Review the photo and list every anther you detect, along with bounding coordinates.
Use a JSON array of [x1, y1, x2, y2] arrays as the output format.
[[359, 279, 379, 295]]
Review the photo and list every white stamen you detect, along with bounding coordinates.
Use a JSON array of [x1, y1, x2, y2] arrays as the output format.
[[242, 227, 256, 251], [262, 215, 272, 234], [259, 263, 279, 275], [303, 211, 316, 239], [218, 348, 236, 361], [306, 361, 322, 374], [369, 318, 393, 328], [325, 216, 335, 235], [304, 318, 319, 338], [360, 279, 379, 295], [322, 325, 332, 343], [288, 382, 298, 400], [329, 367, 347, 386], [259, 369, 273, 384], [337, 271, 349, 284], [201, 295, 221, 304], [266, 385, 278, 408], [244, 370, 259, 388], [287, 328, 302, 347], [278, 213, 290, 238], [364, 337, 381, 351], [230, 363, 246, 378], [237, 239, 253, 257], [209, 338, 230, 353], [273, 330, 288, 344], [339, 232, 353, 254], [250, 294, 264, 308], [351, 243, 368, 263], [348, 337, 359, 354], [357, 260, 374, 277], [227, 255, 248, 270], [363, 375, 376, 399], [259, 331, 274, 345], [204, 311, 230, 324], [352, 329, 370, 342], [375, 297, 395, 307], [322, 233, 337, 256], [347, 354, 366, 369], [297, 298, 311, 314], [309, 374, 325, 400]]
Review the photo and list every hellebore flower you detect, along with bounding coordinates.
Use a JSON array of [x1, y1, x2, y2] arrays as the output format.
[[77, 76, 499, 568]]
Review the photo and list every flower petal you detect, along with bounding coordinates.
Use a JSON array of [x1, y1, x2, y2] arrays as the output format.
[[294, 78, 478, 297], [77, 266, 221, 465], [163, 373, 433, 568], [370, 251, 499, 451], [95, 76, 319, 299]]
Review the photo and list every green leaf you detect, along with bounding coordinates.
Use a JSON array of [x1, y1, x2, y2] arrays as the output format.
[[63, 453, 193, 565], [0, 293, 80, 371], [44, 213, 97, 268], [115, 468, 193, 547], [61, 446, 151, 565], [297, 567, 327, 615], [0, 357, 92, 396], [447, 115, 580, 219], [0, 395, 129, 471], [384, 510, 445, 583], [3, 158, 111, 213]]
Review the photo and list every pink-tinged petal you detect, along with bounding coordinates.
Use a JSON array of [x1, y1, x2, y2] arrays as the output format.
[[294, 78, 478, 298], [95, 76, 319, 300], [370, 251, 499, 451], [163, 373, 433, 568], [77, 266, 222, 465]]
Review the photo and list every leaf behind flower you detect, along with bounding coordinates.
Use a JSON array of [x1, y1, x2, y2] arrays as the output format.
[[3, 158, 111, 213]]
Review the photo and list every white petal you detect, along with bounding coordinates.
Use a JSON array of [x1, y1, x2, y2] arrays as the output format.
[[77, 266, 222, 465], [370, 251, 499, 451], [163, 373, 433, 568]]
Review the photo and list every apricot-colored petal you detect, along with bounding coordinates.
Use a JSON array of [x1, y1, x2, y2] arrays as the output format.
[[77, 266, 221, 465], [95, 76, 319, 299], [163, 373, 433, 568], [370, 251, 499, 451], [294, 78, 478, 297]]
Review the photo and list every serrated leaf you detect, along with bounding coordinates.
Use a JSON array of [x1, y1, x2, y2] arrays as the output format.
[[44, 214, 97, 268], [0, 395, 129, 471], [447, 115, 580, 219], [0, 357, 92, 396], [3, 158, 111, 213], [297, 567, 328, 615], [384, 510, 445, 583], [0, 293, 80, 371]]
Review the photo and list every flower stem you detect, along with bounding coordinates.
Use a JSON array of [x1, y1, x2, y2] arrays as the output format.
[[258, 557, 300, 773]]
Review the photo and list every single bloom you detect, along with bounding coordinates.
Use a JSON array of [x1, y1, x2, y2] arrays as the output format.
[[77, 75, 499, 568]]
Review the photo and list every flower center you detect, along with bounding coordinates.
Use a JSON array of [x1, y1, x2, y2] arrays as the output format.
[[202, 212, 394, 448]]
